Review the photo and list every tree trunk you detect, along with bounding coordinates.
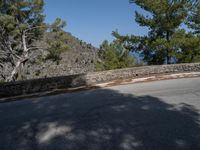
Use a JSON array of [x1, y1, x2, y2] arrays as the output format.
[[6, 31, 29, 82], [166, 49, 170, 64], [166, 31, 170, 64], [6, 60, 21, 82]]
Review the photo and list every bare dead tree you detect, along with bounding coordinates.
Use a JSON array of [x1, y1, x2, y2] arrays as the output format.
[[0, 26, 45, 82]]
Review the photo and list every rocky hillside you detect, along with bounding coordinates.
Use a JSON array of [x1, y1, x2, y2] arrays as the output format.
[[1, 32, 99, 81]]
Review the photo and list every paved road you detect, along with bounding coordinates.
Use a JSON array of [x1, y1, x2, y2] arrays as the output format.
[[0, 78, 200, 150]]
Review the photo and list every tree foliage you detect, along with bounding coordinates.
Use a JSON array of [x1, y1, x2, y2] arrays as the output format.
[[96, 40, 135, 71], [45, 18, 68, 64], [0, 0, 68, 81], [115, 0, 197, 65], [171, 30, 200, 63], [187, 2, 200, 34]]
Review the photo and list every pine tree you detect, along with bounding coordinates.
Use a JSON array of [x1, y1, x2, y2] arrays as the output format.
[[0, 0, 45, 81], [96, 40, 135, 71], [0, 0, 68, 81], [120, 0, 191, 64], [175, 1, 200, 63], [45, 18, 69, 64], [171, 29, 200, 63], [187, 2, 200, 34]]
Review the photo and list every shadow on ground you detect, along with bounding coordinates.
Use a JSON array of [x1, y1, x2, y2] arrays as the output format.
[[0, 88, 199, 150]]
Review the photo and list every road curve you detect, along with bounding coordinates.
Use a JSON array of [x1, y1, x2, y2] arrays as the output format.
[[0, 78, 200, 150]]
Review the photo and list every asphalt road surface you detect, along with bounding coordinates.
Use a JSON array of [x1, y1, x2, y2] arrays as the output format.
[[0, 78, 200, 150]]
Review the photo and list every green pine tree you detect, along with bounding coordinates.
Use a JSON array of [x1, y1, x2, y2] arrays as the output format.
[[171, 29, 200, 63], [0, 0, 68, 81], [187, 2, 200, 34], [45, 18, 69, 64], [174, 1, 200, 63], [96, 40, 135, 71], [0, 0, 46, 81], [116, 0, 191, 65]]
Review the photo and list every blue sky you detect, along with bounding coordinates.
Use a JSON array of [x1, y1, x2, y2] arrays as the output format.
[[44, 0, 148, 47]]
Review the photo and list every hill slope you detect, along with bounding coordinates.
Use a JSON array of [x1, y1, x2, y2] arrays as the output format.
[[1, 32, 98, 81]]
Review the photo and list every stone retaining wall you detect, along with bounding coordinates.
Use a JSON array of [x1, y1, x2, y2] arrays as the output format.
[[85, 63, 200, 85], [0, 74, 87, 98], [1, 63, 200, 98]]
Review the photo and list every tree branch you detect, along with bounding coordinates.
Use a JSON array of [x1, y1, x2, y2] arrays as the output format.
[[24, 25, 46, 33]]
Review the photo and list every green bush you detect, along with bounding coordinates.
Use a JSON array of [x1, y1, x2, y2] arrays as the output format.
[[96, 40, 135, 71]]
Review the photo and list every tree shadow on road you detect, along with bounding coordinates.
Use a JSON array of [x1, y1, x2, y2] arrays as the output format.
[[0, 88, 199, 150]]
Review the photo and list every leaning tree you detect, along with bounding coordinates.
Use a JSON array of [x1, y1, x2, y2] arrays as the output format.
[[0, 0, 67, 81]]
